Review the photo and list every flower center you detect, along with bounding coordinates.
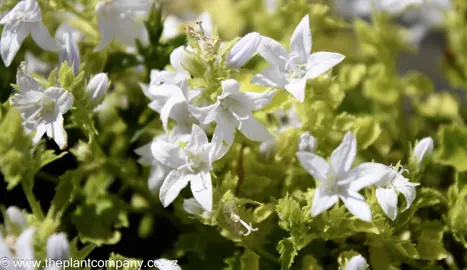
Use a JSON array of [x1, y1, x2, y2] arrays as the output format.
[[183, 152, 208, 173], [39, 95, 56, 117]]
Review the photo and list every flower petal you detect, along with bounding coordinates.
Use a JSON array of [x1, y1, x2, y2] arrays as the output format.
[[330, 131, 357, 177], [340, 191, 372, 222], [46, 233, 69, 261], [290, 14, 312, 62], [296, 151, 329, 183], [31, 23, 59, 52], [15, 227, 36, 267], [394, 178, 417, 211], [190, 171, 212, 211], [376, 187, 398, 220], [160, 88, 187, 133], [6, 206, 27, 230], [221, 79, 241, 97], [213, 110, 236, 146], [45, 87, 74, 114], [251, 66, 288, 88], [243, 89, 276, 111], [257, 36, 289, 69], [346, 162, 390, 191], [183, 198, 206, 216], [186, 124, 209, 150], [413, 137, 434, 166], [95, 4, 116, 51], [310, 186, 339, 216], [237, 113, 274, 142], [1, 22, 30, 67], [305, 52, 345, 79], [150, 140, 185, 168], [170, 46, 188, 74], [148, 163, 170, 194], [159, 170, 189, 207], [58, 32, 80, 75], [346, 255, 367, 270], [46, 115, 68, 150], [0, 232, 14, 265], [189, 103, 219, 125], [285, 79, 307, 102]]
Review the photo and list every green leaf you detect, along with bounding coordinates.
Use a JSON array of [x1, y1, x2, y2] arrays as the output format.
[[252, 203, 275, 223], [47, 169, 83, 220], [302, 255, 323, 270], [435, 124, 467, 171], [106, 253, 143, 270], [71, 195, 129, 246], [416, 221, 447, 260], [277, 238, 298, 270], [240, 249, 259, 270], [58, 61, 75, 89]]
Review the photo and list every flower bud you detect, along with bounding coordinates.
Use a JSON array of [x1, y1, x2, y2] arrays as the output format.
[[58, 32, 80, 76], [413, 137, 434, 166], [6, 206, 26, 231], [298, 132, 317, 153], [46, 233, 69, 261], [87, 73, 109, 106], [345, 255, 367, 270], [226, 32, 261, 68]]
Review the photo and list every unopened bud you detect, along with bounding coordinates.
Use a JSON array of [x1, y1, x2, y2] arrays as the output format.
[[298, 132, 317, 153], [413, 137, 434, 167], [226, 32, 261, 68], [6, 206, 26, 231], [87, 73, 109, 106], [58, 32, 80, 76], [46, 233, 69, 261]]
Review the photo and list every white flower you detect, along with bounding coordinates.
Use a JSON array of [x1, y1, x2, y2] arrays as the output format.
[[298, 131, 317, 153], [264, 0, 279, 13], [374, 165, 419, 220], [345, 254, 367, 270], [10, 65, 74, 150], [0, 0, 58, 67], [134, 133, 187, 194], [413, 137, 434, 167], [58, 31, 80, 76], [226, 32, 261, 68], [183, 198, 211, 219], [296, 132, 388, 221], [151, 124, 224, 211], [162, 11, 213, 40], [147, 46, 191, 87], [94, 0, 152, 51], [44, 233, 69, 270], [5, 206, 27, 231], [24, 51, 51, 77], [251, 15, 345, 102], [87, 73, 109, 106], [190, 79, 275, 154]]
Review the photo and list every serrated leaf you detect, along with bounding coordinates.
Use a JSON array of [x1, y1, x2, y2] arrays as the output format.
[[277, 238, 297, 270], [435, 124, 467, 171], [107, 253, 143, 270]]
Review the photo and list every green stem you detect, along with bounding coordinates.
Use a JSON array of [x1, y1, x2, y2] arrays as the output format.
[[247, 244, 279, 265], [37, 171, 58, 184], [22, 182, 45, 220]]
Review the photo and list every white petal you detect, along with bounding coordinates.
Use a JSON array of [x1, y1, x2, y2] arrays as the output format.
[[160, 87, 187, 133], [31, 23, 59, 51], [170, 46, 188, 74], [212, 112, 236, 146], [305, 52, 345, 79], [330, 131, 357, 177], [186, 124, 209, 150], [413, 137, 434, 166], [161, 15, 181, 39], [0, 232, 14, 266], [148, 163, 170, 194], [46, 233, 69, 261], [59, 32, 80, 75], [346, 162, 390, 191], [346, 255, 367, 270], [243, 89, 276, 111], [190, 171, 212, 211], [183, 198, 206, 216], [340, 191, 372, 222], [197, 11, 213, 36], [290, 14, 312, 62], [189, 103, 218, 124], [159, 170, 190, 207], [310, 186, 339, 216], [257, 36, 289, 69], [1, 22, 30, 67], [45, 87, 74, 114], [251, 66, 288, 88], [296, 151, 330, 183], [375, 187, 398, 220], [394, 179, 417, 211], [46, 115, 68, 150], [6, 206, 27, 230], [221, 79, 241, 97], [16, 66, 41, 91], [32, 123, 47, 145], [15, 227, 36, 268], [285, 79, 307, 102], [94, 5, 116, 51], [237, 113, 274, 142], [150, 140, 185, 168], [226, 32, 261, 68]]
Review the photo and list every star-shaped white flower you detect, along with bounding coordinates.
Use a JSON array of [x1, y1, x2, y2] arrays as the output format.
[[10, 65, 74, 150], [374, 165, 419, 220], [296, 131, 387, 221], [0, 0, 58, 67], [151, 124, 224, 211], [251, 14, 345, 102], [95, 0, 152, 51], [190, 79, 276, 153]]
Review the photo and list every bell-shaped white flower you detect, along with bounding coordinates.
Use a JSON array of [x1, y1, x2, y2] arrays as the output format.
[[147, 46, 191, 87], [151, 124, 224, 211], [413, 137, 434, 167], [162, 11, 213, 40], [86, 73, 109, 107], [10, 65, 74, 150], [0, 0, 58, 67], [135, 133, 188, 194], [374, 165, 420, 220], [251, 14, 345, 102], [58, 31, 80, 76], [190, 79, 276, 153], [183, 198, 212, 219], [298, 131, 317, 153], [345, 254, 368, 270], [226, 32, 261, 68], [94, 0, 152, 51], [296, 132, 388, 221]]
